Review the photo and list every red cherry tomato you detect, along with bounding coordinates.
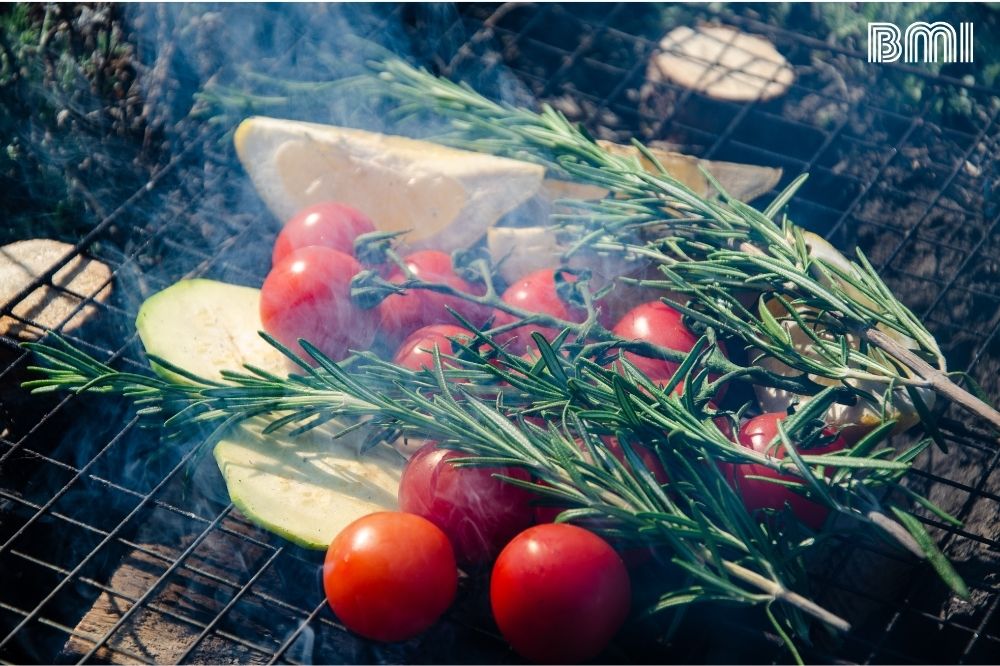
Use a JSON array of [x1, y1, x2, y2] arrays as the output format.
[[728, 413, 847, 529], [272, 202, 376, 265], [399, 442, 535, 565], [260, 246, 377, 361], [378, 251, 485, 348], [323, 512, 457, 642], [612, 300, 729, 399], [611, 301, 698, 382], [393, 324, 473, 372], [490, 524, 631, 663], [494, 269, 587, 355]]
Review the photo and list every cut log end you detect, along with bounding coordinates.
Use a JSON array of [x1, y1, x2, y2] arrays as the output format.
[[0, 239, 113, 340], [647, 25, 795, 103]]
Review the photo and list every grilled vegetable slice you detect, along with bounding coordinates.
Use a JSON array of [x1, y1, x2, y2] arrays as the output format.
[[135, 279, 290, 382], [136, 278, 403, 548], [215, 420, 403, 549]]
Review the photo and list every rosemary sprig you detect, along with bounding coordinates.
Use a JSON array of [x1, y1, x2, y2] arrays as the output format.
[[356, 59, 1000, 432], [22, 330, 968, 651]]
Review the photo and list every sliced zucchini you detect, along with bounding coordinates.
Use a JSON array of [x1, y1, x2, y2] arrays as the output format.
[[136, 278, 401, 548], [135, 278, 290, 383], [215, 420, 403, 549]]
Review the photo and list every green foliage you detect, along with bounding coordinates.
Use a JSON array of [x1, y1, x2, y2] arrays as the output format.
[[0, 4, 151, 246]]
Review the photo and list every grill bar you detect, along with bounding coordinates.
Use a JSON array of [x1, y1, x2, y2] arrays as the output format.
[[173, 546, 286, 664], [879, 114, 999, 272], [0, 419, 200, 651], [266, 600, 328, 666], [76, 505, 237, 663]]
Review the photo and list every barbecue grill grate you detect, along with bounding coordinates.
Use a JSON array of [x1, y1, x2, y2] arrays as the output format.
[[1, 3, 998, 663]]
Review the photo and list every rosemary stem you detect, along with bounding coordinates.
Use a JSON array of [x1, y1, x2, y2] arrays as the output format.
[[864, 509, 925, 559], [721, 560, 851, 632], [381, 277, 818, 395], [864, 327, 1000, 431]]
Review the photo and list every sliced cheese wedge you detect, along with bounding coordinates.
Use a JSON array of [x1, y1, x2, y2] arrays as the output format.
[[215, 419, 403, 549], [504, 142, 780, 283], [234, 116, 545, 251], [538, 142, 781, 206], [597, 141, 781, 202]]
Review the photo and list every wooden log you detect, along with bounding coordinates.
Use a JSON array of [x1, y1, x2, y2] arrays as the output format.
[[62, 500, 286, 664], [640, 25, 794, 140], [0, 239, 112, 340]]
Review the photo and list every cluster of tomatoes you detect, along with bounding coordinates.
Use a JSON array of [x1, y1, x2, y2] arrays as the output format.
[[258, 202, 699, 377], [260, 201, 483, 362], [327, 444, 632, 663], [259, 201, 850, 662]]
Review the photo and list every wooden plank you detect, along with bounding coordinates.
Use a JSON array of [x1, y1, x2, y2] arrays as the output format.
[[62, 511, 283, 664]]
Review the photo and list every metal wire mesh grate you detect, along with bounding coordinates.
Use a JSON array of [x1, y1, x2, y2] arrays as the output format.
[[1, 3, 998, 663]]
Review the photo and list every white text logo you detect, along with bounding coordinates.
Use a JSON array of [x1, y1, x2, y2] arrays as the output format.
[[868, 22, 974, 63]]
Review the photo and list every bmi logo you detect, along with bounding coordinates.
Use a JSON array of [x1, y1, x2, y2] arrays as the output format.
[[868, 22, 974, 63]]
